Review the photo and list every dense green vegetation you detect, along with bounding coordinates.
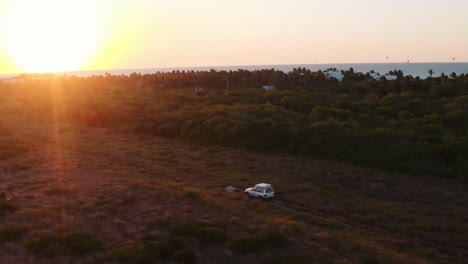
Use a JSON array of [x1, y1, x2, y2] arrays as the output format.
[[1, 68, 468, 180]]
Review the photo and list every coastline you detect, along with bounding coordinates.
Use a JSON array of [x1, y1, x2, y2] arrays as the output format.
[[2, 62, 468, 79]]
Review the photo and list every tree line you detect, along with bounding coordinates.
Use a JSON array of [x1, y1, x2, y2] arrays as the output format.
[[1, 68, 468, 181]]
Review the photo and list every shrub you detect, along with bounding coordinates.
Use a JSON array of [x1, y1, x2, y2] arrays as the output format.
[[183, 189, 202, 200], [171, 249, 197, 264], [360, 256, 380, 264], [111, 243, 157, 264], [268, 255, 313, 264], [151, 241, 178, 258], [62, 232, 105, 256], [25, 232, 104, 257], [111, 242, 154, 264], [0, 192, 17, 216], [229, 231, 289, 253], [111, 236, 180, 263], [140, 236, 179, 258], [0, 226, 29, 243], [26, 234, 63, 258], [170, 222, 202, 237], [334, 259, 356, 264], [196, 227, 227, 244]]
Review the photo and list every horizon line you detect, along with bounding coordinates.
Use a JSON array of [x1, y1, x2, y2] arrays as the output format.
[[1, 61, 467, 76]]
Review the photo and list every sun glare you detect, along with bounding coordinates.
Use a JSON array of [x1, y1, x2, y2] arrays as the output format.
[[2, 0, 103, 73]]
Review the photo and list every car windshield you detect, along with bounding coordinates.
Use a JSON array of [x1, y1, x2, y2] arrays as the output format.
[[266, 188, 273, 193], [256, 187, 265, 192]]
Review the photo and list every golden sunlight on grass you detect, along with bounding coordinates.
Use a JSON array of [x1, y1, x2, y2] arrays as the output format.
[[49, 79, 74, 184], [2, 0, 103, 73]]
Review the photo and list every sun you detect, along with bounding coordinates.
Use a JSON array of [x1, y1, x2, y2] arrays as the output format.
[[2, 0, 103, 73]]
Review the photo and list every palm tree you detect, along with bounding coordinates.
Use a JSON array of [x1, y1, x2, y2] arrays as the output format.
[[428, 69, 434, 78]]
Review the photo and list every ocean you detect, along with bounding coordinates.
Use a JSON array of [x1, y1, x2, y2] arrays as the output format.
[[2, 63, 468, 79]]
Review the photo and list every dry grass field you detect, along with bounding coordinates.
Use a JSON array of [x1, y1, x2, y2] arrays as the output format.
[[0, 112, 466, 263]]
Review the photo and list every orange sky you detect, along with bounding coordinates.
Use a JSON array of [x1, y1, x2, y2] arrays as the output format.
[[1, 0, 468, 74]]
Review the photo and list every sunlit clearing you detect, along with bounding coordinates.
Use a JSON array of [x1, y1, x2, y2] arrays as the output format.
[[2, 0, 103, 73]]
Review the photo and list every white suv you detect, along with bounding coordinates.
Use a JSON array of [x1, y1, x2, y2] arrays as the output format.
[[245, 183, 274, 199]]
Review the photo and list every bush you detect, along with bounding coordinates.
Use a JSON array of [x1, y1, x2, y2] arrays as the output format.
[[0, 226, 29, 243], [170, 221, 227, 244], [229, 231, 289, 253], [361, 256, 380, 264], [170, 222, 202, 237], [152, 241, 178, 258], [62, 232, 105, 256], [171, 249, 197, 264], [25, 232, 104, 257], [111, 236, 181, 263], [111, 243, 156, 264], [141, 236, 179, 258], [26, 234, 63, 258], [268, 255, 313, 264], [0, 192, 17, 216], [183, 189, 202, 200], [196, 227, 227, 244]]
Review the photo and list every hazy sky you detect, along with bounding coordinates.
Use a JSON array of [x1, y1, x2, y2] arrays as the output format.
[[1, 0, 468, 73]]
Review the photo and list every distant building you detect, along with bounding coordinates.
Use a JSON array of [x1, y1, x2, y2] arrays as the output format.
[[324, 70, 344, 81], [383, 75, 397, 81], [262, 85, 275, 91], [369, 72, 398, 81], [370, 72, 381, 80]]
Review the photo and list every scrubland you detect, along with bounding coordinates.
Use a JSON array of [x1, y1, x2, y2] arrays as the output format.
[[0, 71, 467, 263]]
